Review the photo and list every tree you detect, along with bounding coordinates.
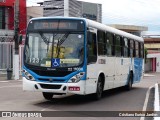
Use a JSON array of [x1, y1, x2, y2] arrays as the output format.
[[144, 47, 148, 63]]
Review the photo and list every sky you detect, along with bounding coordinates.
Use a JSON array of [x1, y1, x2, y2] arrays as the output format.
[[26, 0, 160, 32]]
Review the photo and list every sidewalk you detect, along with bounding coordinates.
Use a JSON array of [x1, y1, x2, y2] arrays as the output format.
[[0, 74, 22, 81], [144, 74, 155, 77]]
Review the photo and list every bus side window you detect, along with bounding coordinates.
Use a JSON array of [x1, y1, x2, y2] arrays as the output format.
[[121, 37, 124, 57], [135, 41, 139, 58], [129, 39, 134, 57], [115, 35, 122, 57], [123, 37, 129, 57], [133, 40, 136, 57], [140, 43, 144, 58], [97, 30, 106, 55], [87, 32, 97, 63], [139, 42, 141, 58], [106, 32, 114, 56]]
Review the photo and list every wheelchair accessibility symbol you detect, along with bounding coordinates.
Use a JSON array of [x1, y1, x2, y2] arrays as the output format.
[[52, 58, 60, 67]]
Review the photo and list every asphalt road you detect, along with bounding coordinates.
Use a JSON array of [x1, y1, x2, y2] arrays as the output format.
[[0, 73, 159, 120]]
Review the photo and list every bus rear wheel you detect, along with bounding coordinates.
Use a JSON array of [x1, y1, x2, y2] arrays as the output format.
[[125, 73, 133, 91], [42, 92, 54, 100], [93, 76, 103, 100]]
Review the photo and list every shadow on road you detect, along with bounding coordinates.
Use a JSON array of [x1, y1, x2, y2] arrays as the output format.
[[33, 86, 147, 110]]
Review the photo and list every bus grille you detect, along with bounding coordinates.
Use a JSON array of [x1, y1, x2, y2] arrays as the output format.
[[38, 78, 65, 83], [39, 84, 61, 89], [31, 69, 72, 77]]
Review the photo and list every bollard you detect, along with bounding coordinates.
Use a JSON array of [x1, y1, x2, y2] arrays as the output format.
[[7, 68, 12, 80]]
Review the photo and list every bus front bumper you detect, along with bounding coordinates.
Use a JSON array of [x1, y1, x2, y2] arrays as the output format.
[[23, 77, 85, 95]]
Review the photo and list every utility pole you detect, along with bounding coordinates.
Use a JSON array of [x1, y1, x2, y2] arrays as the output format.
[[64, 0, 69, 17], [14, 0, 19, 80]]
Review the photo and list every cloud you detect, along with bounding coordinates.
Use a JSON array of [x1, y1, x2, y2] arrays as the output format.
[[81, 0, 160, 31], [27, 0, 160, 31], [27, 0, 43, 6]]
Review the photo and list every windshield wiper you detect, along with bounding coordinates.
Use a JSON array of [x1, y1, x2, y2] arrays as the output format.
[[39, 32, 57, 52], [56, 33, 69, 58], [39, 32, 50, 45]]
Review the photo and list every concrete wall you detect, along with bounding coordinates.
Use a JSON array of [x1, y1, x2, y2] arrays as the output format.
[[145, 43, 160, 49], [43, 0, 64, 17], [42, 0, 102, 22], [145, 58, 152, 72], [69, 0, 82, 17]]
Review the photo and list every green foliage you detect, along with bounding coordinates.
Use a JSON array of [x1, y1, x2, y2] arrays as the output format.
[[144, 48, 148, 63]]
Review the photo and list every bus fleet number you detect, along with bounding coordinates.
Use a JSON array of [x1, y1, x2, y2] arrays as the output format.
[[29, 58, 40, 64]]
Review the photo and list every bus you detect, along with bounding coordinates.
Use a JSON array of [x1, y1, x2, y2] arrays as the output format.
[[22, 17, 144, 100]]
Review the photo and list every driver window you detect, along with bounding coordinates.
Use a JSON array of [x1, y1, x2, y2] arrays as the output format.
[[87, 31, 97, 64]]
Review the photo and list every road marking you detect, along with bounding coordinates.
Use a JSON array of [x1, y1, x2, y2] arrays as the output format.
[[41, 106, 54, 111], [0, 85, 21, 89], [154, 83, 160, 120], [140, 85, 154, 120], [41, 108, 48, 111]]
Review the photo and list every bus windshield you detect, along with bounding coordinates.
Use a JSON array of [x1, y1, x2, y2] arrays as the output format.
[[24, 32, 84, 68]]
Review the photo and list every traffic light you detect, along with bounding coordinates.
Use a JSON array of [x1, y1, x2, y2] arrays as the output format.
[[18, 34, 23, 44]]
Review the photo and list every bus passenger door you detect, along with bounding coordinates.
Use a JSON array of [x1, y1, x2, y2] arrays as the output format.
[[105, 57, 115, 89], [114, 35, 123, 88], [85, 29, 98, 94], [105, 32, 115, 89], [114, 57, 121, 88]]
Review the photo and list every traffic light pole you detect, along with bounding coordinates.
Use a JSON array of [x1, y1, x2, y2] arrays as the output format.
[[14, 0, 19, 80]]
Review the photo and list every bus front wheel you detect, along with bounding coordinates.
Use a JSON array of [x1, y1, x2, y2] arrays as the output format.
[[42, 92, 54, 100], [93, 76, 103, 100]]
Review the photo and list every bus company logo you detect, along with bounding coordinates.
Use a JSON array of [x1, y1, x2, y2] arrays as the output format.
[[0, 0, 6, 3], [49, 78, 53, 82]]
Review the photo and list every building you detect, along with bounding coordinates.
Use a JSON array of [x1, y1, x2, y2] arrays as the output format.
[[108, 24, 148, 37], [0, 0, 27, 35], [37, 0, 102, 23], [27, 6, 43, 24], [142, 31, 160, 72], [0, 0, 27, 72]]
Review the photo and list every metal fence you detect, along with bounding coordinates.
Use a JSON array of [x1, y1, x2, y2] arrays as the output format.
[[0, 42, 13, 73], [0, 41, 24, 74]]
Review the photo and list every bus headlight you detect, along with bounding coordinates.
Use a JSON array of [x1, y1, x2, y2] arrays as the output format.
[[23, 69, 35, 81], [68, 72, 85, 83]]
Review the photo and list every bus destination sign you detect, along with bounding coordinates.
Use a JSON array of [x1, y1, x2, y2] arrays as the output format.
[[33, 21, 78, 30]]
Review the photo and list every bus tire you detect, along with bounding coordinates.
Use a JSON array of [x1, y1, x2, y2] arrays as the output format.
[[125, 72, 133, 91], [42, 92, 54, 100], [93, 76, 103, 100]]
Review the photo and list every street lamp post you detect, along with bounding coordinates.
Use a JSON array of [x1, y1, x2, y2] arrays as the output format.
[[14, 0, 19, 80]]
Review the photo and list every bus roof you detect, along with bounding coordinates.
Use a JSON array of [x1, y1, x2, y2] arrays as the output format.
[[30, 17, 144, 42], [85, 19, 144, 42]]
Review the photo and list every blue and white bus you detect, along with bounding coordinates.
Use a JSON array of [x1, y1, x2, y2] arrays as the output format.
[[23, 17, 144, 100]]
